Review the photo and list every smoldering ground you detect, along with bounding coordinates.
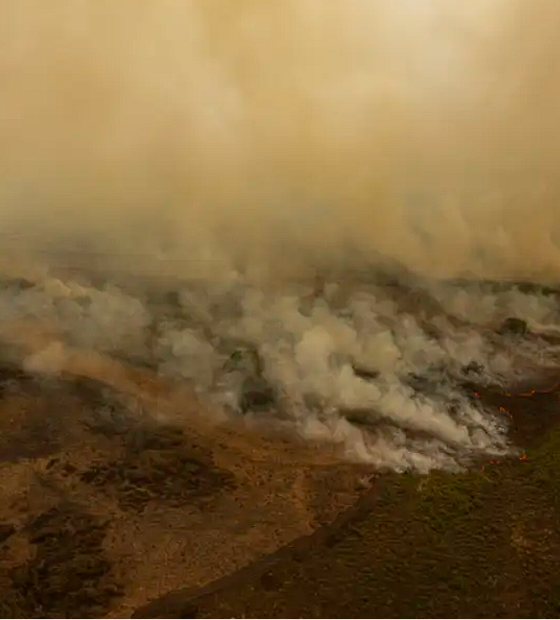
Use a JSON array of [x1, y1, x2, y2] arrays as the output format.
[[0, 0, 560, 471], [3, 269, 560, 472]]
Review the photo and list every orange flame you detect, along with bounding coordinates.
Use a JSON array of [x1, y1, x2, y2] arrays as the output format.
[[509, 382, 560, 398], [498, 406, 512, 419]]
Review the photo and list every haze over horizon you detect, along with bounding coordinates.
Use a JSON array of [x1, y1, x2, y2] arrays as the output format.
[[0, 0, 559, 281]]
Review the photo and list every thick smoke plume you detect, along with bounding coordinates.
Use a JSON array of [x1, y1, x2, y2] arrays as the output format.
[[1, 1, 560, 471], [1, 0, 560, 278]]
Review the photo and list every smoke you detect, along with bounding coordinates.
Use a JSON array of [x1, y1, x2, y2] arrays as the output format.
[[1, 0, 559, 278], [1, 1, 560, 471], [2, 271, 560, 472]]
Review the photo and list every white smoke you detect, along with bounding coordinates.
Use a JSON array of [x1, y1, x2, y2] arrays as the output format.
[[1, 270, 559, 473]]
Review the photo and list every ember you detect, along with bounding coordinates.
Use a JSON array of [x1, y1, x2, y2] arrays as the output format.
[[498, 406, 512, 420], [480, 459, 501, 474]]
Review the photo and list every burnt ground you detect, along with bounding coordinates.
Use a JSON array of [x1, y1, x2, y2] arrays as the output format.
[[135, 385, 560, 619], [2, 362, 560, 619], [2, 278, 560, 617], [0, 360, 371, 618]]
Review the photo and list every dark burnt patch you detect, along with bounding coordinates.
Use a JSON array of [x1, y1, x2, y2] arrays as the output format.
[[0, 366, 139, 462], [0, 363, 41, 398], [0, 366, 124, 462], [8, 505, 120, 619], [446, 278, 560, 297], [498, 317, 529, 336], [0, 365, 62, 462], [70, 376, 140, 438], [0, 277, 36, 292], [81, 425, 234, 512], [464, 378, 560, 449], [240, 376, 276, 413], [340, 408, 379, 430], [0, 523, 16, 545], [352, 365, 380, 381]]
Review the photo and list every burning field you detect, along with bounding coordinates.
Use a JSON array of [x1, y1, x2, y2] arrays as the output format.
[[3, 264, 560, 472], [2, 0, 560, 617], [1, 265, 560, 617]]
